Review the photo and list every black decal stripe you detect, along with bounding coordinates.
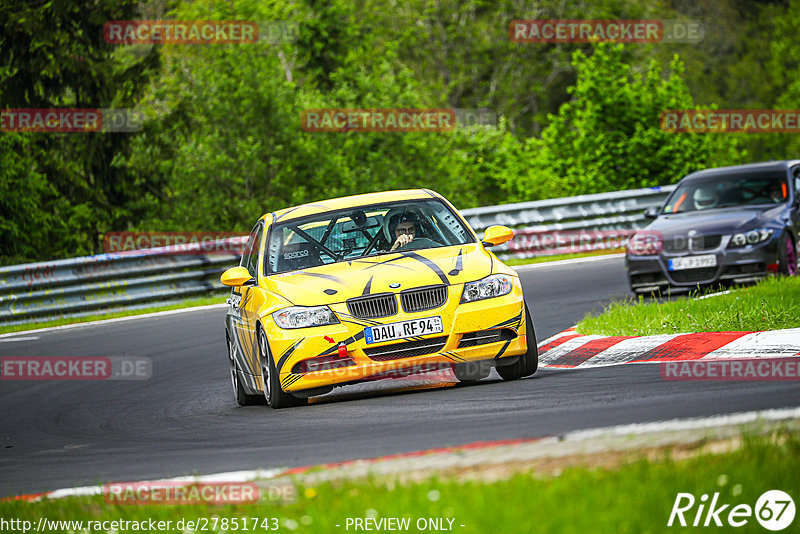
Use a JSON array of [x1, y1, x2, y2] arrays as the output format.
[[496, 339, 513, 358], [274, 203, 330, 222], [282, 373, 304, 389], [491, 310, 523, 330], [276, 338, 304, 373], [442, 351, 465, 362], [448, 249, 463, 276], [297, 271, 346, 284], [362, 276, 373, 296], [400, 251, 449, 285]]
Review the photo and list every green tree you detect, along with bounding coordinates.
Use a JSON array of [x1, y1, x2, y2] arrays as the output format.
[[0, 0, 160, 264], [505, 43, 743, 201]]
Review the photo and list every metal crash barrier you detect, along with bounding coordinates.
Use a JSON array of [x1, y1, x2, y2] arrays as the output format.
[[1, 185, 674, 326]]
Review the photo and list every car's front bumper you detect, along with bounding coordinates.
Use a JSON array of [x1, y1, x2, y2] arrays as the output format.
[[626, 235, 780, 292], [261, 283, 529, 393]]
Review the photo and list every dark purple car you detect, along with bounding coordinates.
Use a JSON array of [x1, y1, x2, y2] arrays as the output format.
[[626, 161, 800, 294]]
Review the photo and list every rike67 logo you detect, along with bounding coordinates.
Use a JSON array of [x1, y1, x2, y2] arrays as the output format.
[[668, 490, 795, 530]]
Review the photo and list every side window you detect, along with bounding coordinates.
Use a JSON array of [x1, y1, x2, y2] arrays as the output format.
[[794, 167, 800, 198], [240, 223, 263, 279]]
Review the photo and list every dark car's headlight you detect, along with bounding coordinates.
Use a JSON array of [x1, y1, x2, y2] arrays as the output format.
[[272, 306, 339, 329], [728, 229, 773, 248], [461, 274, 513, 303]]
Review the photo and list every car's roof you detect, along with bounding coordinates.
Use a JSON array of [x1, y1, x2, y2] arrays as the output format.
[[682, 160, 800, 182], [268, 189, 441, 223]]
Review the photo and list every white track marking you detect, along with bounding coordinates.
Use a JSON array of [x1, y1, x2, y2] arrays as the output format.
[[573, 334, 682, 368], [0, 303, 228, 339], [512, 253, 625, 270], [23, 407, 800, 502], [0, 336, 40, 343]]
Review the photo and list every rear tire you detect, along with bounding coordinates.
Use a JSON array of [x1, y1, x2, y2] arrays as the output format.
[[258, 327, 308, 409], [778, 231, 798, 276], [496, 303, 538, 381], [228, 335, 264, 406]]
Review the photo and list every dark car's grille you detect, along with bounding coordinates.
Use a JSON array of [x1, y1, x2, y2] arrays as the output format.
[[457, 329, 516, 348], [670, 267, 718, 283], [364, 336, 448, 361], [346, 294, 397, 319], [631, 272, 668, 285], [664, 235, 722, 253], [400, 286, 448, 313]]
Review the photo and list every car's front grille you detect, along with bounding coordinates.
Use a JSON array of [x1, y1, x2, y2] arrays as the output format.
[[363, 336, 448, 361], [664, 235, 722, 253], [631, 272, 668, 285], [346, 293, 398, 319], [400, 285, 448, 313], [722, 263, 765, 276], [457, 329, 516, 348], [670, 267, 718, 283]]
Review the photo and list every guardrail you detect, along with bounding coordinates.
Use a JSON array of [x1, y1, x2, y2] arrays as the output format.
[[0, 185, 674, 326], [461, 184, 675, 259]]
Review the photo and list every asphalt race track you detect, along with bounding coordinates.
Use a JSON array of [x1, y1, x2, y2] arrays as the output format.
[[2, 255, 799, 497]]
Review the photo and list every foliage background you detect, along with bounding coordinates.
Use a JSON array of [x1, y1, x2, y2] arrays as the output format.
[[3, 0, 799, 264]]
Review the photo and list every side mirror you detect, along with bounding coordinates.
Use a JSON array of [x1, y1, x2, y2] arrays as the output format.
[[481, 225, 514, 247], [643, 206, 660, 219], [220, 266, 256, 287]]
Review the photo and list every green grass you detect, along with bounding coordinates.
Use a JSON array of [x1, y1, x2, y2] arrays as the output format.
[[503, 248, 624, 266], [0, 294, 227, 335], [2, 430, 797, 533], [578, 276, 800, 336]]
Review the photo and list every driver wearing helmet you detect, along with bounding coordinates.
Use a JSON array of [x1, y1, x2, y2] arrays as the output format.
[[383, 209, 421, 251], [693, 186, 718, 210]]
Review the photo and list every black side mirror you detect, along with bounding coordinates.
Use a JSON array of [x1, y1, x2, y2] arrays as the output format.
[[643, 206, 660, 219]]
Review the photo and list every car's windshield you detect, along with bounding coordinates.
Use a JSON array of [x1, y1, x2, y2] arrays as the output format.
[[662, 171, 789, 214], [265, 199, 474, 274]]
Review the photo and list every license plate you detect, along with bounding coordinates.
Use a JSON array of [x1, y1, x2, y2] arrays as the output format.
[[668, 254, 717, 271], [364, 316, 444, 344]]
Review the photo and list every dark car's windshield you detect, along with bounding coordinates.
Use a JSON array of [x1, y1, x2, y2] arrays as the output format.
[[662, 171, 789, 214], [265, 199, 474, 275]]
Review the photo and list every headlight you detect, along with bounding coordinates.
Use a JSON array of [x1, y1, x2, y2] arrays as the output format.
[[461, 274, 513, 303], [627, 230, 664, 256], [272, 306, 339, 329], [728, 229, 773, 248]]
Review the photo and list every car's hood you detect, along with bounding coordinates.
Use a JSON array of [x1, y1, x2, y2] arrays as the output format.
[[647, 205, 784, 236], [263, 244, 497, 306]]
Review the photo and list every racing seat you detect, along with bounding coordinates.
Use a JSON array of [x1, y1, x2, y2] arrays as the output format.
[[277, 242, 322, 272]]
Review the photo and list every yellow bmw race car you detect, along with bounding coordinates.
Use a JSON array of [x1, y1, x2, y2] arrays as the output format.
[[221, 189, 537, 408]]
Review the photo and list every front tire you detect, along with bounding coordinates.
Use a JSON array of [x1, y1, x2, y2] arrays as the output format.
[[778, 231, 798, 276], [258, 327, 307, 409], [453, 360, 491, 382], [228, 335, 264, 406], [496, 303, 538, 381]]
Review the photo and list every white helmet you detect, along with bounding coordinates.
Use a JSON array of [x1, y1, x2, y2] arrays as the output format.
[[693, 186, 717, 210]]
